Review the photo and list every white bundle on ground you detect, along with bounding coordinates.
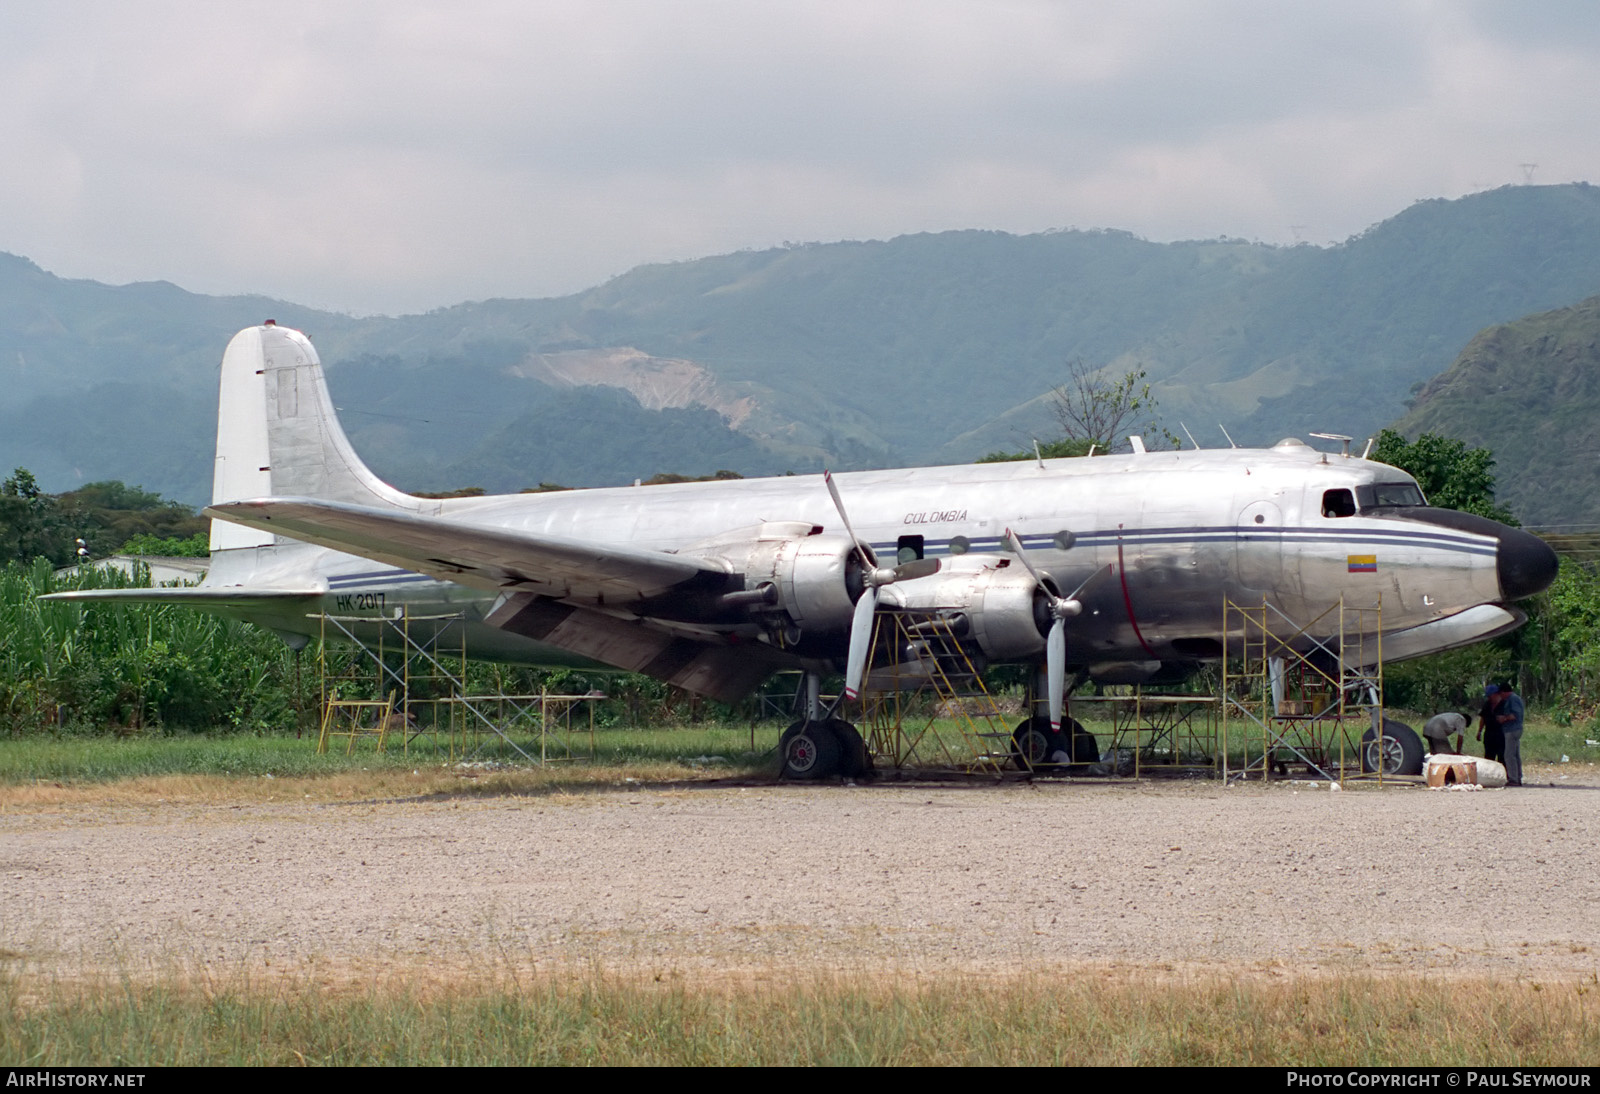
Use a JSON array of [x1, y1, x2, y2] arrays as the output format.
[[1424, 752, 1508, 789]]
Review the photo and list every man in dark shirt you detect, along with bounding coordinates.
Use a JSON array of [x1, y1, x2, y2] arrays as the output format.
[[1477, 685, 1505, 764], [1491, 681, 1526, 786]]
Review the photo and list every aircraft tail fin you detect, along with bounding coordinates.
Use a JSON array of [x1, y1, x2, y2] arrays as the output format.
[[211, 323, 418, 551]]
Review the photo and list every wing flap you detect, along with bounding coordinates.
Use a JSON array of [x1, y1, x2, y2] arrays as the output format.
[[205, 496, 729, 603], [486, 592, 782, 703]]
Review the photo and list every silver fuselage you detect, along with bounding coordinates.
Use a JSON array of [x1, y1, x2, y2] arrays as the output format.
[[203, 440, 1524, 674]]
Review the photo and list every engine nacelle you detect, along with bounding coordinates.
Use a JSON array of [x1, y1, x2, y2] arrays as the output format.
[[887, 557, 1050, 661], [681, 521, 867, 636]]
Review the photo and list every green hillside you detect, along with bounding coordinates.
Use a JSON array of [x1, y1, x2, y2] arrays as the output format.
[[1389, 294, 1600, 528]]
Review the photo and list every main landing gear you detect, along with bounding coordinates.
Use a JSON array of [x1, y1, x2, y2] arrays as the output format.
[[778, 671, 874, 781], [779, 718, 872, 780], [1010, 715, 1100, 772], [1359, 718, 1425, 777], [1011, 664, 1100, 773]]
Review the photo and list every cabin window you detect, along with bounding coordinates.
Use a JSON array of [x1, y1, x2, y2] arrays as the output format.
[[897, 535, 924, 564], [1321, 489, 1356, 518], [1355, 482, 1426, 509]]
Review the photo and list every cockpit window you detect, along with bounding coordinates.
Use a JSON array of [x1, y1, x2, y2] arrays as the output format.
[[1321, 489, 1356, 518], [1355, 482, 1426, 509]]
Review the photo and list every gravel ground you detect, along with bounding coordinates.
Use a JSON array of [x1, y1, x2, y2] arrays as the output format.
[[4, 766, 1599, 982]]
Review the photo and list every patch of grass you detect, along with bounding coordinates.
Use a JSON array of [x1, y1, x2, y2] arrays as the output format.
[[3, 964, 1596, 1066], [0, 726, 786, 801], [1389, 709, 1591, 765]]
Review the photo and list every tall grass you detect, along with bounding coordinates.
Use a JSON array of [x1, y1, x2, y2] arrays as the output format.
[[1, 559, 319, 734], [1, 559, 783, 736], [4, 965, 1595, 1066]]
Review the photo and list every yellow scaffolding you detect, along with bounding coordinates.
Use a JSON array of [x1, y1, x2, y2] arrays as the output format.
[[1069, 691, 1220, 775], [320, 608, 475, 757], [1220, 594, 1390, 784], [316, 691, 397, 755], [856, 609, 1012, 775], [315, 607, 600, 763], [446, 690, 598, 763]]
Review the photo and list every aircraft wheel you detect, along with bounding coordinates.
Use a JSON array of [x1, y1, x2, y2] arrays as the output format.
[[1360, 719, 1425, 776], [1065, 718, 1101, 767], [1012, 717, 1066, 771], [823, 719, 873, 779], [780, 720, 843, 780]]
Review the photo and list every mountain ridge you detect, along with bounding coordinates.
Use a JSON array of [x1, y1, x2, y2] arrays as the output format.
[[5, 184, 1600, 515]]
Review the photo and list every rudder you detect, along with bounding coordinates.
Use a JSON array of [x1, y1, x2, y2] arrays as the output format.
[[210, 322, 415, 551]]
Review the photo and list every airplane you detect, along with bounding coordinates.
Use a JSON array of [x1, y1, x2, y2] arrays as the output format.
[[45, 322, 1559, 779]]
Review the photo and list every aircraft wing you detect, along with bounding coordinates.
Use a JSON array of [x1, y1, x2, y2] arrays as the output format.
[[205, 496, 731, 603]]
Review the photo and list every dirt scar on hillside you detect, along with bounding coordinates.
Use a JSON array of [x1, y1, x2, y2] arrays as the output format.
[[3, 768, 1598, 983]]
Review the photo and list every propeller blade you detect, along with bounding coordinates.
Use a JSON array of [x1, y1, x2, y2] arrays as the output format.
[[1063, 564, 1111, 603], [823, 470, 874, 571], [891, 557, 940, 581], [1047, 618, 1065, 731], [843, 585, 879, 700], [1001, 528, 1047, 587], [1006, 526, 1083, 733]]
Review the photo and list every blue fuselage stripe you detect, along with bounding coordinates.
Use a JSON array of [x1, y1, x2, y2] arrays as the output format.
[[872, 523, 1497, 559]]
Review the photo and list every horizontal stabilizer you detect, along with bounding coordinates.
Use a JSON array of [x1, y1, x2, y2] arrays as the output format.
[[41, 587, 324, 607], [205, 497, 730, 603]]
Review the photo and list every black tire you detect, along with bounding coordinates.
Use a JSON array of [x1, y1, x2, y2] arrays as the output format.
[[780, 720, 843, 780], [778, 719, 805, 761], [1012, 716, 1068, 771], [1066, 718, 1101, 767], [824, 719, 873, 778], [1360, 718, 1425, 776]]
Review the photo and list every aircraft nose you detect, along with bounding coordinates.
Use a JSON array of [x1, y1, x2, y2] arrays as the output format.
[[1497, 526, 1558, 600]]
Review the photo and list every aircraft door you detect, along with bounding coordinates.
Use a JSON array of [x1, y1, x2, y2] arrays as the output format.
[[1235, 498, 1283, 592]]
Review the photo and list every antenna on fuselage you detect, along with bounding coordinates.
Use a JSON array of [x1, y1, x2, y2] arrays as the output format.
[[1033, 439, 1045, 469], [1179, 422, 1200, 449], [1361, 436, 1375, 459], [1218, 423, 1238, 448], [1310, 432, 1353, 458]]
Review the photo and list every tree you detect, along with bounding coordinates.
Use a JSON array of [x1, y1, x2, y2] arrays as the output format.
[[0, 468, 74, 565], [1049, 359, 1165, 451], [979, 361, 1175, 463], [2, 468, 40, 500], [120, 532, 211, 558], [0, 472, 209, 566], [1368, 429, 1517, 525]]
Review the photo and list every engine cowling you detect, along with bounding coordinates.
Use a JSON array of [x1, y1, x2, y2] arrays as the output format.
[[886, 557, 1052, 661], [681, 521, 868, 637]]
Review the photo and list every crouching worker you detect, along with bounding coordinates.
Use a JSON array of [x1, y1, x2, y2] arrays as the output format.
[[1422, 710, 1468, 756]]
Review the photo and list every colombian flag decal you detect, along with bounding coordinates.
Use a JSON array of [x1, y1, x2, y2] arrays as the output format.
[[1347, 555, 1378, 573]]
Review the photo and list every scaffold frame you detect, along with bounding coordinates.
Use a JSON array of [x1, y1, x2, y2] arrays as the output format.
[[1068, 691, 1220, 775], [315, 607, 600, 764], [856, 608, 1012, 775], [1220, 593, 1392, 784], [316, 692, 396, 755]]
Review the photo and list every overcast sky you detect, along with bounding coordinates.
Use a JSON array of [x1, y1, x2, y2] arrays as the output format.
[[2, 0, 1596, 316]]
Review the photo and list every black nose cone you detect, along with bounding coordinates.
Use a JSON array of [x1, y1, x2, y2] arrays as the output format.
[[1498, 527, 1559, 601]]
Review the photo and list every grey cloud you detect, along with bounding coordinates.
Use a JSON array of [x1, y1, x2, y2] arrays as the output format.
[[1, 1, 1598, 314]]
